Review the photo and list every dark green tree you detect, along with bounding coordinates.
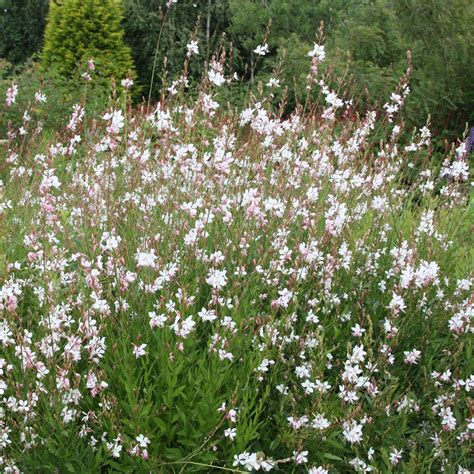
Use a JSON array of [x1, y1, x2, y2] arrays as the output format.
[[394, 0, 474, 135], [245, 0, 474, 136], [0, 0, 49, 64], [123, 0, 231, 100], [227, 0, 345, 105]]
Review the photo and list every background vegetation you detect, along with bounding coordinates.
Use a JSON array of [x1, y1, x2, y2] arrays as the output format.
[[1, 0, 473, 140]]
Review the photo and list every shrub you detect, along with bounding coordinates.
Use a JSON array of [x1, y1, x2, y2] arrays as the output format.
[[0, 42, 472, 473], [41, 0, 135, 84]]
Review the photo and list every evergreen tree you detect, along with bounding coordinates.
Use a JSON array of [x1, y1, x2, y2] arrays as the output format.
[[0, 0, 49, 64], [393, 0, 474, 134], [42, 0, 135, 82]]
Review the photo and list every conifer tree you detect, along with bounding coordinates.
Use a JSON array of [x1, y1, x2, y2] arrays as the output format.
[[0, 0, 49, 64], [42, 0, 135, 82]]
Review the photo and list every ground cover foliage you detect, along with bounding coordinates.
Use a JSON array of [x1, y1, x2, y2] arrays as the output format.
[[0, 42, 473, 473]]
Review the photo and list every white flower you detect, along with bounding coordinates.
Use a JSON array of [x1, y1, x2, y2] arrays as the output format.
[[389, 448, 403, 465], [132, 343, 147, 358], [311, 414, 330, 430], [349, 457, 373, 472], [181, 315, 196, 336], [351, 324, 366, 337], [302, 379, 316, 394], [253, 43, 269, 56], [224, 428, 237, 440], [149, 311, 167, 328], [440, 407, 457, 431], [208, 62, 226, 86], [121, 78, 134, 89], [306, 186, 319, 202], [5, 83, 18, 107], [136, 434, 150, 447], [206, 268, 228, 290], [103, 109, 125, 134], [342, 420, 363, 444], [389, 293, 406, 313], [293, 450, 308, 464], [186, 40, 199, 57], [308, 468, 329, 474], [100, 231, 122, 252], [107, 441, 123, 458], [34, 91, 47, 103], [198, 308, 218, 322], [274, 288, 294, 308], [308, 43, 325, 61], [136, 250, 157, 268], [266, 78, 280, 88], [403, 349, 421, 365]]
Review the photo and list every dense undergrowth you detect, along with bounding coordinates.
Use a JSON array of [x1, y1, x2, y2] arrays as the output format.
[[0, 46, 472, 473]]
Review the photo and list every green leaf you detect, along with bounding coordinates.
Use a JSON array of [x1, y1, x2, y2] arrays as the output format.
[[324, 453, 343, 461]]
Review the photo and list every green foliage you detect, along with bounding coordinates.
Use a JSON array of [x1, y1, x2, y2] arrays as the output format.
[[0, 0, 49, 64], [394, 0, 474, 134], [0, 60, 111, 138], [225, 0, 474, 137], [2, 0, 474, 139], [41, 0, 135, 83], [328, 0, 474, 135], [0, 0, 474, 142], [123, 0, 231, 100]]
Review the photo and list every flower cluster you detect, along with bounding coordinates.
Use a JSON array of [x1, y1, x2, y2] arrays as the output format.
[[0, 45, 471, 472]]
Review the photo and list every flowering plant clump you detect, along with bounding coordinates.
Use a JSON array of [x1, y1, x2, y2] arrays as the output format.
[[0, 43, 472, 473]]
